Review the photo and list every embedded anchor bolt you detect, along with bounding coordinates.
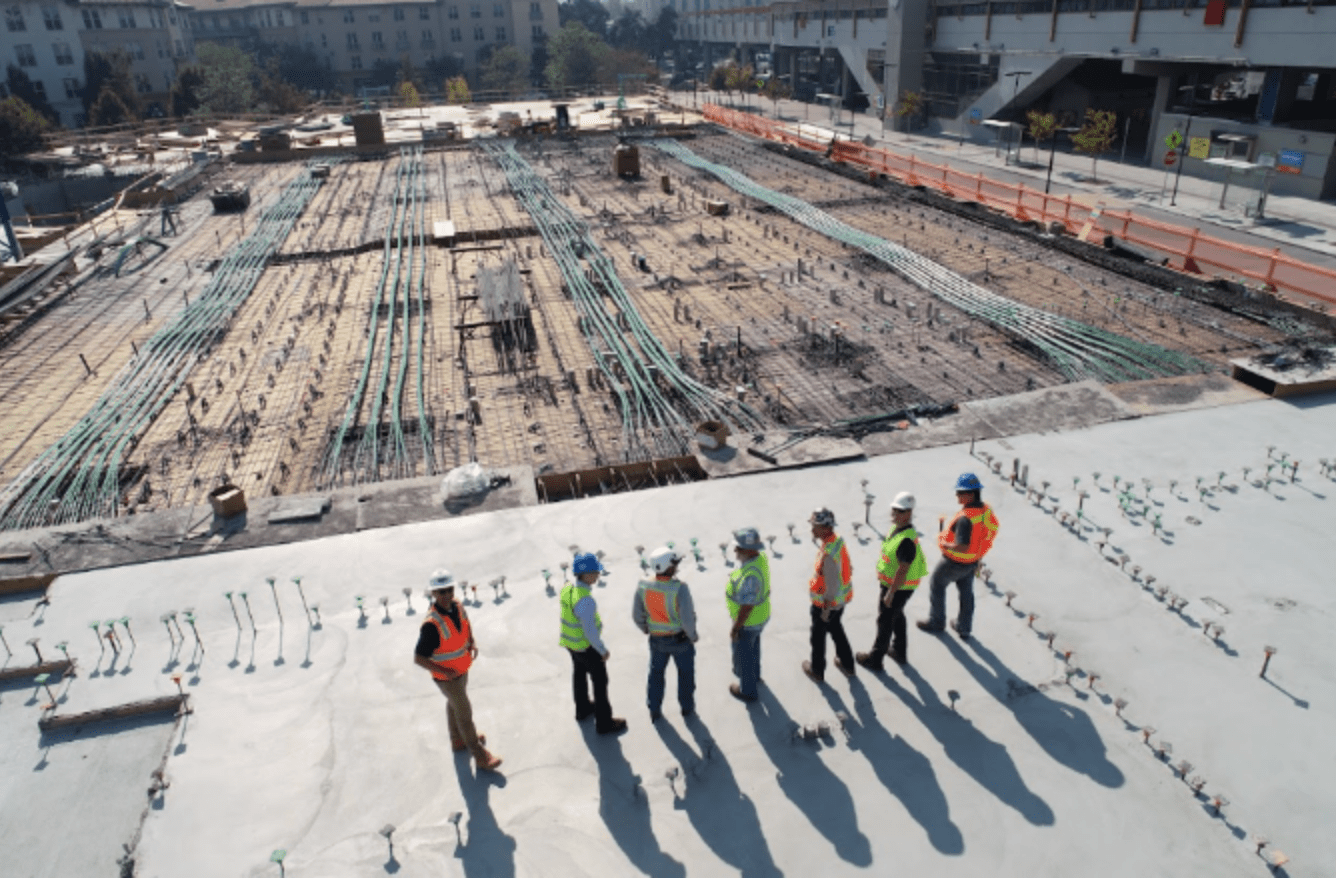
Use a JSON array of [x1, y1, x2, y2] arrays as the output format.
[[1141, 726, 1156, 745], [1260, 645, 1277, 678], [448, 811, 464, 844], [379, 824, 396, 862], [380, 597, 391, 622], [1027, 613, 1038, 628], [665, 766, 680, 796], [224, 592, 241, 629], [402, 587, 414, 613], [355, 596, 367, 623], [293, 577, 311, 623], [1004, 590, 1017, 607], [1210, 794, 1229, 817], [1114, 698, 1128, 717], [1176, 760, 1194, 781]]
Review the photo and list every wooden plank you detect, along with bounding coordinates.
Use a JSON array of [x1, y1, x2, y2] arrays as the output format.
[[39, 693, 188, 733]]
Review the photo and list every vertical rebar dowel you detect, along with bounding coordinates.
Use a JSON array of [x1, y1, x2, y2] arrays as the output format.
[[169, 612, 185, 641], [225, 592, 241, 629], [185, 614, 204, 654], [267, 578, 283, 625], [240, 593, 256, 632], [293, 578, 311, 624], [1260, 645, 1276, 678], [159, 615, 175, 645], [0, 624, 10, 656], [119, 617, 136, 648]]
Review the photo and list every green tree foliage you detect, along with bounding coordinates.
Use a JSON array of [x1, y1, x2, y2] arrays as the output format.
[[397, 79, 422, 108], [895, 90, 923, 132], [645, 7, 677, 60], [445, 75, 471, 104], [545, 21, 604, 88], [1026, 108, 1057, 162], [258, 75, 306, 113], [607, 10, 645, 50], [480, 45, 528, 94], [368, 59, 400, 89], [254, 43, 336, 94], [761, 75, 791, 117], [89, 87, 135, 126], [0, 95, 51, 153], [597, 48, 654, 84], [558, 0, 609, 38], [529, 35, 549, 88], [6, 65, 59, 125], [81, 51, 139, 122], [426, 54, 465, 91], [195, 42, 256, 114], [170, 64, 205, 117], [1070, 108, 1117, 180], [708, 63, 730, 94]]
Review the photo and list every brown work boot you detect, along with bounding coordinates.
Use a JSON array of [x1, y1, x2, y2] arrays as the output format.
[[802, 660, 823, 683], [855, 651, 884, 671], [597, 718, 628, 735], [477, 750, 503, 772], [834, 658, 855, 679], [452, 733, 486, 752]]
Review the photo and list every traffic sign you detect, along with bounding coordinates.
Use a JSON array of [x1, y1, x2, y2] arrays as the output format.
[[1164, 150, 1178, 167], [1165, 130, 1183, 149]]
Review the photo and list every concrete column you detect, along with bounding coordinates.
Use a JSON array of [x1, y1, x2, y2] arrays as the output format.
[[883, 0, 927, 132], [1145, 73, 1174, 164]]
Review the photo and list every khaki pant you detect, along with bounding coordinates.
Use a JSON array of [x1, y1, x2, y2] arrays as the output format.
[[434, 673, 486, 761]]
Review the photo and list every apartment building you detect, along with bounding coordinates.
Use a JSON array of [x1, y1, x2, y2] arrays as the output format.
[[2, 0, 87, 126], [75, 0, 197, 116]]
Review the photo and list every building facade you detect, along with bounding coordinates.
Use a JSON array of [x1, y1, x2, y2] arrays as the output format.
[[2, 0, 88, 127], [77, 0, 197, 116]]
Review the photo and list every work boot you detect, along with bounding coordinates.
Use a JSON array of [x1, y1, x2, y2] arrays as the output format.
[[729, 683, 757, 702], [597, 718, 628, 735], [649, 709, 663, 722], [888, 649, 908, 666], [802, 660, 823, 683], [452, 733, 486, 752], [917, 620, 945, 633], [950, 619, 971, 641], [855, 651, 884, 672], [477, 750, 503, 772], [834, 658, 855, 679]]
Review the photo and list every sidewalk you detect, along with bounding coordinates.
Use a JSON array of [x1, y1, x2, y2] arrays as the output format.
[[680, 90, 1336, 274]]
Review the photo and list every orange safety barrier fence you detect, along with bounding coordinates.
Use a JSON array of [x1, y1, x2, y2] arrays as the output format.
[[702, 104, 1336, 309]]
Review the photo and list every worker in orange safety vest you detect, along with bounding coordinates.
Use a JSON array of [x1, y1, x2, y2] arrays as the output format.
[[802, 507, 856, 682], [917, 473, 999, 640], [413, 569, 502, 771]]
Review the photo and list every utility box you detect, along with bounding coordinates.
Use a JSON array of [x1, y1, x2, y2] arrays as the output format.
[[705, 199, 729, 216], [613, 142, 641, 178], [351, 112, 385, 146], [208, 484, 248, 518], [660, 173, 672, 194]]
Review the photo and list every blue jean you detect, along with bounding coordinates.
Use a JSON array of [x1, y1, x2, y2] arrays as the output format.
[[927, 558, 977, 635], [731, 626, 763, 698], [647, 635, 696, 714]]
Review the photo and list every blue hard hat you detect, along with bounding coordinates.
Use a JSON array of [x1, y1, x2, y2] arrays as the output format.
[[956, 472, 983, 492], [572, 552, 605, 575]]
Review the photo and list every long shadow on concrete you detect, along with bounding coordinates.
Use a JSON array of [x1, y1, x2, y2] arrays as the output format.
[[583, 728, 686, 878], [453, 761, 516, 877], [870, 666, 1055, 826], [747, 688, 873, 867], [952, 637, 1124, 789], [655, 717, 781, 877], [818, 680, 964, 854]]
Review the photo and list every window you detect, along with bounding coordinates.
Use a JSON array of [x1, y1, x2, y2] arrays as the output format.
[[31, 79, 46, 99], [395, 28, 407, 46], [394, 7, 404, 19], [135, 73, 152, 93], [301, 10, 309, 23], [529, 1, 542, 19], [43, 6, 62, 29], [52, 41, 72, 63], [126, 41, 144, 59], [63, 76, 79, 98], [346, 32, 358, 47], [350, 54, 362, 69], [14, 43, 36, 66], [495, 25, 504, 39], [448, 4, 458, 17], [174, 38, 183, 56], [147, 9, 161, 27], [169, 11, 177, 24], [320, 33, 327, 46], [472, 25, 483, 39], [117, 10, 137, 28], [531, 24, 542, 37], [343, 10, 354, 22], [421, 28, 433, 43], [371, 30, 383, 46], [450, 26, 461, 40], [419, 6, 429, 18], [82, 9, 102, 28], [368, 12, 379, 21], [470, 3, 481, 17], [6, 6, 26, 31], [493, 2, 503, 16]]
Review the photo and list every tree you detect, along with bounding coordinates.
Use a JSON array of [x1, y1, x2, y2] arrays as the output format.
[[254, 43, 336, 94], [645, 7, 678, 61], [81, 51, 139, 122], [426, 54, 464, 91], [368, 59, 400, 89], [194, 42, 255, 114], [761, 75, 791, 118], [445, 75, 471, 104], [529, 35, 549, 88], [0, 95, 51, 154], [6, 65, 59, 125], [607, 10, 646, 51], [258, 75, 306, 113], [1026, 109, 1057, 163], [558, 0, 609, 39], [895, 90, 923, 134], [480, 45, 528, 95], [709, 62, 730, 99], [89, 87, 135, 126], [724, 63, 755, 109], [171, 64, 205, 117], [545, 21, 605, 89], [1070, 108, 1117, 181], [397, 79, 421, 108]]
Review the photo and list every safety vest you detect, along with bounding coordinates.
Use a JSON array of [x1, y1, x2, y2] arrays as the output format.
[[558, 582, 602, 651], [809, 535, 853, 607], [726, 554, 771, 628], [877, 526, 928, 590], [639, 577, 685, 635], [939, 503, 999, 564], [426, 606, 472, 680]]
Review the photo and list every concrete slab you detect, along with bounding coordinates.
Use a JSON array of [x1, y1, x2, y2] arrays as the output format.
[[962, 379, 1136, 436], [696, 434, 865, 478], [1107, 372, 1269, 415], [2, 392, 1332, 876]]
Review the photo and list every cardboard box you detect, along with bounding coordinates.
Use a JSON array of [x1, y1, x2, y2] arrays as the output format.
[[208, 484, 248, 518]]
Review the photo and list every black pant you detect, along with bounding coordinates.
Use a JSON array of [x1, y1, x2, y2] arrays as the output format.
[[569, 647, 615, 732], [810, 604, 855, 677], [870, 586, 917, 662]]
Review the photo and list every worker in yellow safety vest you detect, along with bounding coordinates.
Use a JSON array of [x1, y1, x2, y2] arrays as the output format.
[[559, 552, 627, 735], [803, 507, 856, 682], [857, 492, 928, 669], [918, 473, 1000, 640], [726, 527, 770, 702], [413, 569, 502, 771], [633, 546, 699, 721]]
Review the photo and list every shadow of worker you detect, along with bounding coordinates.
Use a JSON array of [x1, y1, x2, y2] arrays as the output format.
[[748, 688, 873, 867], [881, 665, 1055, 826], [954, 637, 1125, 789], [820, 678, 964, 854], [583, 728, 686, 878], [454, 764, 517, 877], [655, 716, 781, 878]]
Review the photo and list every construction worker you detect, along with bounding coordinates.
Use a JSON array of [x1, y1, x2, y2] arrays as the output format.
[[918, 473, 1000, 640], [413, 569, 502, 772], [633, 546, 699, 721], [560, 552, 627, 735], [726, 527, 770, 702], [857, 492, 927, 669], [803, 507, 855, 682]]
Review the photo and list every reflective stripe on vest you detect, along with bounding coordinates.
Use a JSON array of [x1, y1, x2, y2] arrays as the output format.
[[809, 535, 853, 607], [558, 582, 601, 651], [641, 579, 684, 635], [427, 607, 472, 680], [940, 503, 999, 564], [877, 526, 928, 590], [726, 554, 771, 627]]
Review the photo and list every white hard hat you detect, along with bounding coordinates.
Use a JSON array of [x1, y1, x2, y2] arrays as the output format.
[[890, 492, 916, 511], [428, 568, 456, 590], [649, 546, 682, 574]]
